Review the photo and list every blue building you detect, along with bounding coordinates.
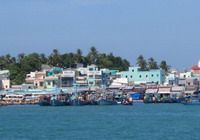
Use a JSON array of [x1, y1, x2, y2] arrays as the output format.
[[120, 67, 165, 85]]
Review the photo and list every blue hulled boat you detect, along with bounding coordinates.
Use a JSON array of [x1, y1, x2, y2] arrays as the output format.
[[182, 95, 200, 105]]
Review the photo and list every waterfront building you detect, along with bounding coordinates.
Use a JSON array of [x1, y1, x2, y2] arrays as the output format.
[[164, 73, 177, 85], [25, 71, 46, 89], [45, 76, 58, 89], [120, 67, 165, 85], [171, 86, 185, 97], [109, 70, 120, 79], [179, 71, 192, 79], [59, 70, 75, 88], [191, 60, 200, 78], [87, 65, 102, 87], [75, 67, 88, 87], [0, 70, 10, 90], [101, 69, 111, 87], [109, 78, 128, 89]]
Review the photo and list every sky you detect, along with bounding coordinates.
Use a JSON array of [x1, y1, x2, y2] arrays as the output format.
[[0, 0, 200, 69]]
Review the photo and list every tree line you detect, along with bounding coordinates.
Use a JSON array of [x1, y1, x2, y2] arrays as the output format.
[[0, 47, 130, 85], [136, 55, 170, 72], [0, 47, 170, 85]]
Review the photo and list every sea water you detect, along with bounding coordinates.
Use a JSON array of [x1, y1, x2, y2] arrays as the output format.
[[0, 104, 200, 140]]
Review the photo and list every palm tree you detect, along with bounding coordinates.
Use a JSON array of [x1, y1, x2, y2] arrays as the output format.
[[137, 55, 147, 70], [48, 49, 62, 67], [160, 60, 170, 73], [87, 46, 98, 64], [17, 53, 25, 63], [40, 53, 47, 64], [148, 57, 158, 69], [53, 49, 59, 56], [76, 49, 83, 63]]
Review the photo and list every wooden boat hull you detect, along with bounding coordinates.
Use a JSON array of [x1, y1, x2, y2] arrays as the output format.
[[97, 99, 117, 105], [38, 101, 51, 106]]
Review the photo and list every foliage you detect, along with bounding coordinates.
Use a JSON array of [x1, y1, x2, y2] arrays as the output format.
[[0, 47, 170, 85], [0, 47, 130, 85], [137, 55, 147, 70], [148, 57, 158, 69], [137, 55, 170, 73], [160, 60, 170, 73]]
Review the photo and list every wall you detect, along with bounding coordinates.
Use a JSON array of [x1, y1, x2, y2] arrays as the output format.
[[120, 67, 165, 85]]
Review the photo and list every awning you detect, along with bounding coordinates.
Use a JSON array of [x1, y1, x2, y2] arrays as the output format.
[[145, 89, 158, 94]]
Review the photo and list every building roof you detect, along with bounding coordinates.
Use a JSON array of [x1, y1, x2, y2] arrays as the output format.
[[158, 87, 171, 93], [145, 89, 158, 94], [171, 86, 185, 92], [192, 65, 200, 70], [0, 70, 9, 75]]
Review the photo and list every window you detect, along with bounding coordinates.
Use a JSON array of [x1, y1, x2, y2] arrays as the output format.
[[139, 75, 142, 78], [146, 75, 148, 78], [151, 74, 154, 77], [126, 75, 128, 78], [132, 69, 134, 72], [89, 68, 94, 71], [157, 74, 159, 77], [48, 81, 51, 85], [130, 75, 133, 78], [40, 82, 43, 87], [89, 75, 93, 78], [89, 82, 94, 85]]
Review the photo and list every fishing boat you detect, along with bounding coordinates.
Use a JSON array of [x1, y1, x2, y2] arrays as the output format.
[[96, 90, 118, 105], [69, 98, 89, 106], [38, 95, 51, 106], [50, 94, 70, 106], [97, 98, 118, 105], [182, 95, 200, 105], [121, 97, 133, 105]]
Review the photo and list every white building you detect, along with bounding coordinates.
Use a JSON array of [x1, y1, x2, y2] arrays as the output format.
[[179, 72, 192, 79], [0, 70, 10, 90]]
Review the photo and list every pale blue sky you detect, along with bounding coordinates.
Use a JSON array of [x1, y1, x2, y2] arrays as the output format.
[[0, 0, 200, 69]]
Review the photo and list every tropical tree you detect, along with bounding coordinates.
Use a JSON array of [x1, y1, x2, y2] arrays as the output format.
[[148, 57, 158, 69], [40, 53, 48, 64], [48, 49, 62, 67], [160, 60, 170, 73], [17, 53, 25, 63], [137, 55, 147, 70], [87, 46, 98, 64], [75, 49, 83, 63]]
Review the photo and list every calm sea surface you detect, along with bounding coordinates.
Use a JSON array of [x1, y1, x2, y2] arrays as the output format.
[[0, 104, 200, 140]]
